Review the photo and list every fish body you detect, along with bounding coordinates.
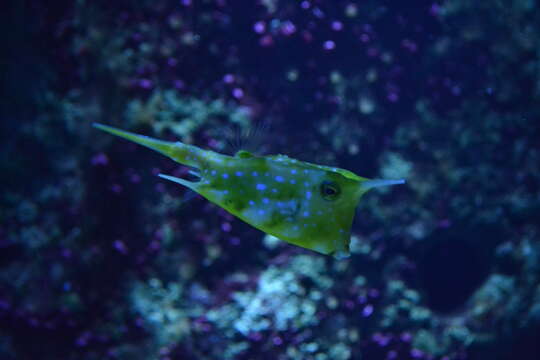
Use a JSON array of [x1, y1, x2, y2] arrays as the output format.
[[94, 123, 404, 258]]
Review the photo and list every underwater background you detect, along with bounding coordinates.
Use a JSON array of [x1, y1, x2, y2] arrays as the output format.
[[2, 1, 540, 359]]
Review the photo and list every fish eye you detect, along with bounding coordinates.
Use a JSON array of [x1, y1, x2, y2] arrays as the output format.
[[320, 181, 341, 201]]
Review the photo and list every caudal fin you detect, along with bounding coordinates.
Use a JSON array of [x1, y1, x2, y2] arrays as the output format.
[[93, 123, 202, 168], [93, 123, 175, 156]]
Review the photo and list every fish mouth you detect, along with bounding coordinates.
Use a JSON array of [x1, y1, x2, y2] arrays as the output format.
[[333, 249, 350, 260]]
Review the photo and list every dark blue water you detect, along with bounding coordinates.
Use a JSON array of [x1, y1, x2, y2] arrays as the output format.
[[2, 1, 539, 359]]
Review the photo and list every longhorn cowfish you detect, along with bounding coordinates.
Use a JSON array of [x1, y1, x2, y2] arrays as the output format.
[[93, 123, 405, 259]]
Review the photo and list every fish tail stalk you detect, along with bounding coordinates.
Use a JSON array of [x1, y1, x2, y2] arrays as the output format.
[[93, 123, 204, 168]]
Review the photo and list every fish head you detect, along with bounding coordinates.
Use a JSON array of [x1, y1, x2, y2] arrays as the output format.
[[276, 162, 367, 258], [196, 154, 369, 258]]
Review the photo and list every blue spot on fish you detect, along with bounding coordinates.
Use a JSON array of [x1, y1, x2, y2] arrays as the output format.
[[275, 175, 284, 182], [256, 183, 266, 191]]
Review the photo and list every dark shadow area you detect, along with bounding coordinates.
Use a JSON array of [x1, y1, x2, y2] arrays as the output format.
[[416, 223, 503, 313], [468, 321, 540, 360]]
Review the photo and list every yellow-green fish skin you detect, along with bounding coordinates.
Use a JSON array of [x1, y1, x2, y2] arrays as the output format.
[[93, 123, 405, 259]]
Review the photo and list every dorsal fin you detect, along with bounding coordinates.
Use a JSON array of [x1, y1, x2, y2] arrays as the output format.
[[235, 150, 254, 159]]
